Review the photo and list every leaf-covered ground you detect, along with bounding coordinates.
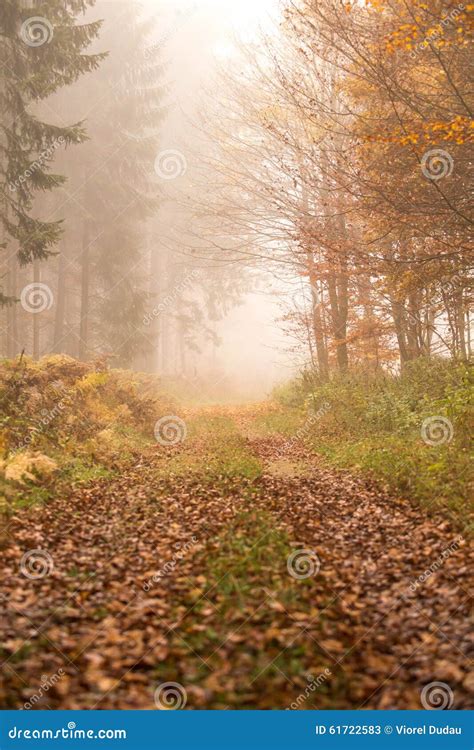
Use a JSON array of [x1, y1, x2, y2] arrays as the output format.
[[0, 408, 472, 709]]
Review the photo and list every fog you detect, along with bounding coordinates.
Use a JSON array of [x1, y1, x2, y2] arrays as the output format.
[[2, 0, 470, 397], [1, 0, 471, 714], [141, 0, 295, 399]]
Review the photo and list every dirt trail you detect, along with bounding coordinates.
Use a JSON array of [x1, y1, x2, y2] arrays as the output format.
[[0, 408, 472, 709], [243, 428, 473, 708]]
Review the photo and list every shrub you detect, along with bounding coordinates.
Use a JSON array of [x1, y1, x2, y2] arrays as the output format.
[[272, 358, 473, 528]]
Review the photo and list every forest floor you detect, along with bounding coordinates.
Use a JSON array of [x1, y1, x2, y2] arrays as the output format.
[[0, 406, 472, 710]]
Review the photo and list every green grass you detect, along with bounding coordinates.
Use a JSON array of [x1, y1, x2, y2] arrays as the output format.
[[7, 484, 53, 510], [153, 507, 337, 708], [268, 359, 473, 531], [207, 510, 293, 606], [254, 408, 301, 438], [313, 434, 472, 529], [0, 454, 118, 516], [60, 457, 115, 485], [155, 415, 262, 482]]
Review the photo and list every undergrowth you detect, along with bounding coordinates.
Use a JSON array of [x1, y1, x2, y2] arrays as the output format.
[[154, 414, 262, 483], [270, 358, 473, 531], [153, 508, 338, 708], [0, 354, 177, 514]]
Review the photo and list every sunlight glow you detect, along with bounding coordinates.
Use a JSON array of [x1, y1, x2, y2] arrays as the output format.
[[162, 0, 278, 33], [206, 0, 278, 31]]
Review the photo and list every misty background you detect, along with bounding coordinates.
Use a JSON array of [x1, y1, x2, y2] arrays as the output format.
[[2, 0, 471, 399], [1, 0, 295, 401]]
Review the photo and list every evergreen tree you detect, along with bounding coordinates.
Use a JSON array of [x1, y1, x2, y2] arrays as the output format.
[[52, 0, 165, 364], [0, 0, 105, 305]]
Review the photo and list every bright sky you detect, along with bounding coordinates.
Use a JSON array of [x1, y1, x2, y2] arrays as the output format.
[[142, 0, 292, 393], [141, 0, 280, 65], [156, 0, 278, 37], [203, 0, 278, 30]]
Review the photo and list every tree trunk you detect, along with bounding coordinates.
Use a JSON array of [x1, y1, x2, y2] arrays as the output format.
[[146, 231, 162, 372], [6, 253, 18, 358], [53, 248, 67, 353], [318, 144, 349, 374], [327, 266, 349, 373], [455, 291, 468, 360], [79, 223, 90, 361], [32, 261, 40, 360], [179, 311, 186, 375], [307, 258, 329, 380], [390, 297, 410, 366]]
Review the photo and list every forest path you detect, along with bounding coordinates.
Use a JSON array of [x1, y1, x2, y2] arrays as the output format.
[[0, 406, 472, 709]]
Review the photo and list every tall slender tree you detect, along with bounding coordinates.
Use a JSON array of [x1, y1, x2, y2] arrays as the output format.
[[0, 0, 105, 358], [0, 0, 105, 272], [46, 0, 166, 364]]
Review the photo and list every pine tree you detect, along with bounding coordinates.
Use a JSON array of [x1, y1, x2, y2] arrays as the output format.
[[0, 0, 106, 305], [54, 0, 165, 364]]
